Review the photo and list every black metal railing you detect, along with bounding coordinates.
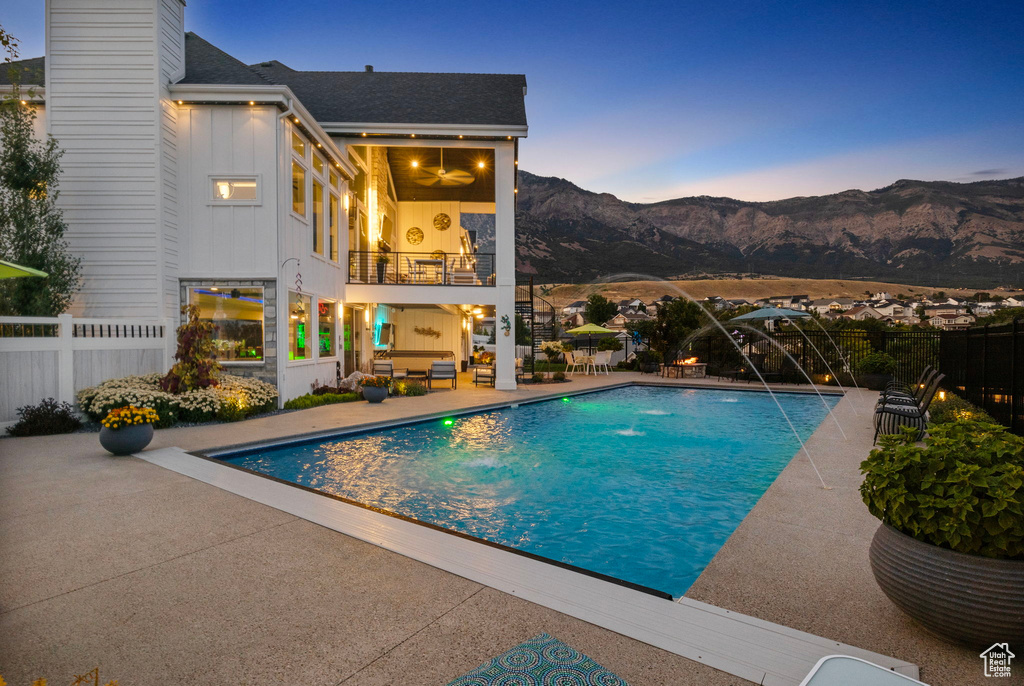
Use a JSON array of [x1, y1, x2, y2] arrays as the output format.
[[348, 251, 495, 286], [940, 320, 1024, 432]]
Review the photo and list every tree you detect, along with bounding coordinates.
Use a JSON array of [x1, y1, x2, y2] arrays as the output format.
[[0, 32, 81, 315], [584, 294, 617, 325], [514, 313, 531, 346], [934, 291, 946, 300]]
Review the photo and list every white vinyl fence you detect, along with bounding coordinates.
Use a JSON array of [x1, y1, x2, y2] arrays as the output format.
[[0, 314, 175, 428]]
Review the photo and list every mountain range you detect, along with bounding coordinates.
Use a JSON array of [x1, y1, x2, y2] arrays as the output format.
[[512, 172, 1024, 288]]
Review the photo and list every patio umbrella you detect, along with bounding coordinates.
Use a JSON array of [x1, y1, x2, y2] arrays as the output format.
[[0, 260, 48, 279], [730, 307, 809, 321], [566, 322, 615, 353]]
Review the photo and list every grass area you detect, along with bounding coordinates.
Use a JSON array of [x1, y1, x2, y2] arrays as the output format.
[[541, 277, 1016, 310]]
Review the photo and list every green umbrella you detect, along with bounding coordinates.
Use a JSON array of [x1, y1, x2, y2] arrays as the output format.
[[0, 260, 48, 279], [566, 322, 615, 354]]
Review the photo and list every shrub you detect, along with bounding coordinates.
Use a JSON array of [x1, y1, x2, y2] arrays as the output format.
[[597, 337, 624, 352], [553, 371, 566, 381], [856, 351, 897, 376], [929, 391, 996, 425], [161, 304, 221, 393], [78, 373, 278, 426], [283, 392, 359, 410], [861, 419, 1024, 559], [531, 372, 544, 383], [393, 380, 427, 397], [216, 397, 247, 423], [6, 398, 81, 437]]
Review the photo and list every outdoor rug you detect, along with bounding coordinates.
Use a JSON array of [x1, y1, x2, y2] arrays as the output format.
[[446, 632, 630, 686]]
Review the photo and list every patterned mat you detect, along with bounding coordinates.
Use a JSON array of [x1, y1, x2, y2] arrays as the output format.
[[446, 633, 630, 686]]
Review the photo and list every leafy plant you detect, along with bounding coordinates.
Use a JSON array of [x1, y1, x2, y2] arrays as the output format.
[[553, 371, 566, 381], [359, 375, 390, 388], [215, 397, 247, 422], [861, 419, 1024, 559], [597, 337, 623, 352], [283, 392, 359, 410], [856, 351, 897, 375], [531, 372, 544, 383], [6, 398, 81, 436], [929, 391, 996, 425], [161, 304, 221, 393], [392, 380, 427, 397], [584, 294, 617, 326]]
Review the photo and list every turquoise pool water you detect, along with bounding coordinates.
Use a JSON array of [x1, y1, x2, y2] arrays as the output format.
[[219, 386, 839, 597]]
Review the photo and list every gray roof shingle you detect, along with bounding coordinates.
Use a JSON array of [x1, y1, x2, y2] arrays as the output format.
[[182, 33, 526, 127], [0, 56, 45, 86]]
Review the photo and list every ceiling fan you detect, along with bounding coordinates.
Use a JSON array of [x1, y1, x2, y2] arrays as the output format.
[[414, 149, 475, 187]]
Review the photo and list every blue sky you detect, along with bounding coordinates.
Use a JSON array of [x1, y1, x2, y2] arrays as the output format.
[[6, 1, 1024, 201]]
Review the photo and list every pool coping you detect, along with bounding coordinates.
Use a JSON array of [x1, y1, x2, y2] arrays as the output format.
[[136, 382, 917, 686]]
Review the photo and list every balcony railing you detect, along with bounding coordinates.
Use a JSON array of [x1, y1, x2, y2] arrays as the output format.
[[348, 251, 496, 286]]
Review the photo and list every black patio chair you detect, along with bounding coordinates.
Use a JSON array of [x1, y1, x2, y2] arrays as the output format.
[[874, 373, 944, 443]]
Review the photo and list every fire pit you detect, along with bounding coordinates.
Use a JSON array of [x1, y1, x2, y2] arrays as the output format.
[[662, 357, 707, 379]]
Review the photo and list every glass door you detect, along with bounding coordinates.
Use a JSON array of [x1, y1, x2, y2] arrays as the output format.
[[343, 306, 355, 375]]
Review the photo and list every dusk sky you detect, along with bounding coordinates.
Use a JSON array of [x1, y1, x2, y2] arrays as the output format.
[[6, 1, 1024, 202]]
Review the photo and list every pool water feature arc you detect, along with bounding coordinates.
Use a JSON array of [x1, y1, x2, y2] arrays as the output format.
[[217, 385, 839, 598]]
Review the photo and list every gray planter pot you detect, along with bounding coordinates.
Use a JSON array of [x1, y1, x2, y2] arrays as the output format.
[[99, 423, 154, 456], [362, 385, 388, 403], [869, 523, 1024, 647], [858, 373, 893, 391]]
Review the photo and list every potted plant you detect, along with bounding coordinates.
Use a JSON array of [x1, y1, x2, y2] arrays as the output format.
[[855, 351, 897, 390], [375, 252, 390, 283], [360, 375, 390, 403], [99, 405, 159, 455], [860, 419, 1024, 647], [636, 349, 662, 374]]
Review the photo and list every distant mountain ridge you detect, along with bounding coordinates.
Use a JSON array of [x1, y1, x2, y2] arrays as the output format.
[[514, 172, 1024, 288]]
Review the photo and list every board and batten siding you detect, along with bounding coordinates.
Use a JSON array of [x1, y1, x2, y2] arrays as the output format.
[[177, 106, 280, 278], [46, 0, 185, 318]]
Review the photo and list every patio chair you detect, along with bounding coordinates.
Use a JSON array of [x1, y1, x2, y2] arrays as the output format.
[[372, 359, 408, 379], [428, 360, 457, 389], [474, 365, 495, 387], [565, 351, 583, 376], [405, 257, 427, 284], [880, 366, 935, 403], [874, 372, 944, 443], [515, 357, 525, 381], [878, 368, 939, 407], [593, 350, 612, 375]]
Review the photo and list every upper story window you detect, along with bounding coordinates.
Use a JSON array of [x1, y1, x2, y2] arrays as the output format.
[[312, 153, 325, 176], [291, 132, 306, 157], [312, 180, 324, 255], [291, 161, 305, 217], [211, 177, 259, 204]]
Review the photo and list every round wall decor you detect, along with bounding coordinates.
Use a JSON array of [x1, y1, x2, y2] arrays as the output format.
[[433, 213, 451, 231], [406, 227, 424, 245], [431, 250, 446, 260]]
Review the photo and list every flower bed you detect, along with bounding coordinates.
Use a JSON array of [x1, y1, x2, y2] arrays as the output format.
[[78, 373, 278, 427]]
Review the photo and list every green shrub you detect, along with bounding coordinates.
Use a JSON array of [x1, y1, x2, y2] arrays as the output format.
[[929, 392, 996, 425], [393, 380, 427, 397], [553, 371, 566, 381], [6, 398, 82, 437], [597, 337, 623, 352], [216, 397, 247, 422], [283, 392, 359, 410], [531, 373, 544, 383], [856, 351, 897, 375], [861, 419, 1024, 559]]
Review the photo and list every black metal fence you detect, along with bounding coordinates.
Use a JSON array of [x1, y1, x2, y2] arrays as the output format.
[[940, 320, 1024, 432], [348, 251, 495, 286]]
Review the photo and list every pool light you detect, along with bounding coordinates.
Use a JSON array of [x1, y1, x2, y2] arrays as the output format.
[[443, 418, 454, 426]]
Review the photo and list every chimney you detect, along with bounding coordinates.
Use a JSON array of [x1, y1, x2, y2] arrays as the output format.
[[365, 65, 374, 72]]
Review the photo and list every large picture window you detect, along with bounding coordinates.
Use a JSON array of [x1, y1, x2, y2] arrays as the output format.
[[289, 291, 312, 361], [188, 287, 264, 362], [291, 161, 306, 217], [318, 299, 336, 357], [312, 180, 324, 255]]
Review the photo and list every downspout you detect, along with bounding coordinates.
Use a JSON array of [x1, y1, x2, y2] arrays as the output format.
[[275, 95, 297, 405]]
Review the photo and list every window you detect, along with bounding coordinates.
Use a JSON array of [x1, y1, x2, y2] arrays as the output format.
[[318, 299, 336, 357], [291, 161, 305, 216], [312, 153, 325, 175], [328, 194, 339, 261], [188, 287, 264, 362], [329, 170, 339, 188], [312, 180, 324, 255], [211, 177, 259, 203], [291, 132, 306, 157], [288, 291, 312, 361]]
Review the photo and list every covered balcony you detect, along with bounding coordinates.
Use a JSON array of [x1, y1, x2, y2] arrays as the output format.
[[346, 145, 499, 288]]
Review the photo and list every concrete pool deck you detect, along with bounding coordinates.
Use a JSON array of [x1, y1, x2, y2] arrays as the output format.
[[0, 374, 983, 684]]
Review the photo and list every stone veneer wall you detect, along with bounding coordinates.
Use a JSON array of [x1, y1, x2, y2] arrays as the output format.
[[178, 279, 278, 386]]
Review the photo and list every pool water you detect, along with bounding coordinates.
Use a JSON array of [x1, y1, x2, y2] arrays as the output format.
[[220, 386, 839, 597]]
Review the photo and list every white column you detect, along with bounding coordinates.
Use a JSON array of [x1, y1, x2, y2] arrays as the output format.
[[494, 142, 517, 390], [56, 314, 75, 405]]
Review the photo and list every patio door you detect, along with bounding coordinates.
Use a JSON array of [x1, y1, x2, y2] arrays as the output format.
[[343, 306, 357, 375]]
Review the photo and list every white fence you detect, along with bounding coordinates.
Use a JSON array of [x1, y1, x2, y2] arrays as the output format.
[[0, 314, 175, 427]]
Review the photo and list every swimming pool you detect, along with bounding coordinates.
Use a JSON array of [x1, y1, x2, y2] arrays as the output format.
[[217, 386, 840, 597]]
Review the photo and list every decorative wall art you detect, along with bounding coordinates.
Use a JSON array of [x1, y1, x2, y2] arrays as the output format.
[[406, 227, 424, 245], [500, 314, 511, 337], [433, 213, 451, 231], [414, 326, 443, 339]]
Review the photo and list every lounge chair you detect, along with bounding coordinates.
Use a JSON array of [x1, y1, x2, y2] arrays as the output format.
[[428, 360, 457, 389], [372, 359, 407, 379], [874, 373, 944, 443], [877, 368, 939, 408]]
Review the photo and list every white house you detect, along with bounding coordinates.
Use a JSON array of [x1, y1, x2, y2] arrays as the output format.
[[3, 0, 528, 400], [928, 313, 975, 330]]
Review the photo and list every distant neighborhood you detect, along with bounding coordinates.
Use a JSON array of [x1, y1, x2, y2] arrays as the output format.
[[557, 291, 1024, 332]]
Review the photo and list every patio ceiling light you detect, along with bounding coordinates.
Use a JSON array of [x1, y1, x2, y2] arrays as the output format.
[[473, 307, 482, 313], [477, 161, 485, 168], [411, 160, 418, 168]]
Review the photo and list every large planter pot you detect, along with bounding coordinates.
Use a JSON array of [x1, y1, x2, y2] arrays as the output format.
[[869, 523, 1024, 647], [362, 385, 388, 403], [858, 373, 893, 391], [376, 262, 387, 283], [99, 423, 154, 456]]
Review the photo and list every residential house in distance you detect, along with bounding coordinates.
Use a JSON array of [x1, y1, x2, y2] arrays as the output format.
[[562, 300, 587, 315], [5, 0, 528, 399], [841, 305, 883, 321], [605, 310, 653, 331], [928, 313, 976, 330], [764, 295, 810, 310], [617, 298, 645, 311], [808, 298, 856, 316]]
